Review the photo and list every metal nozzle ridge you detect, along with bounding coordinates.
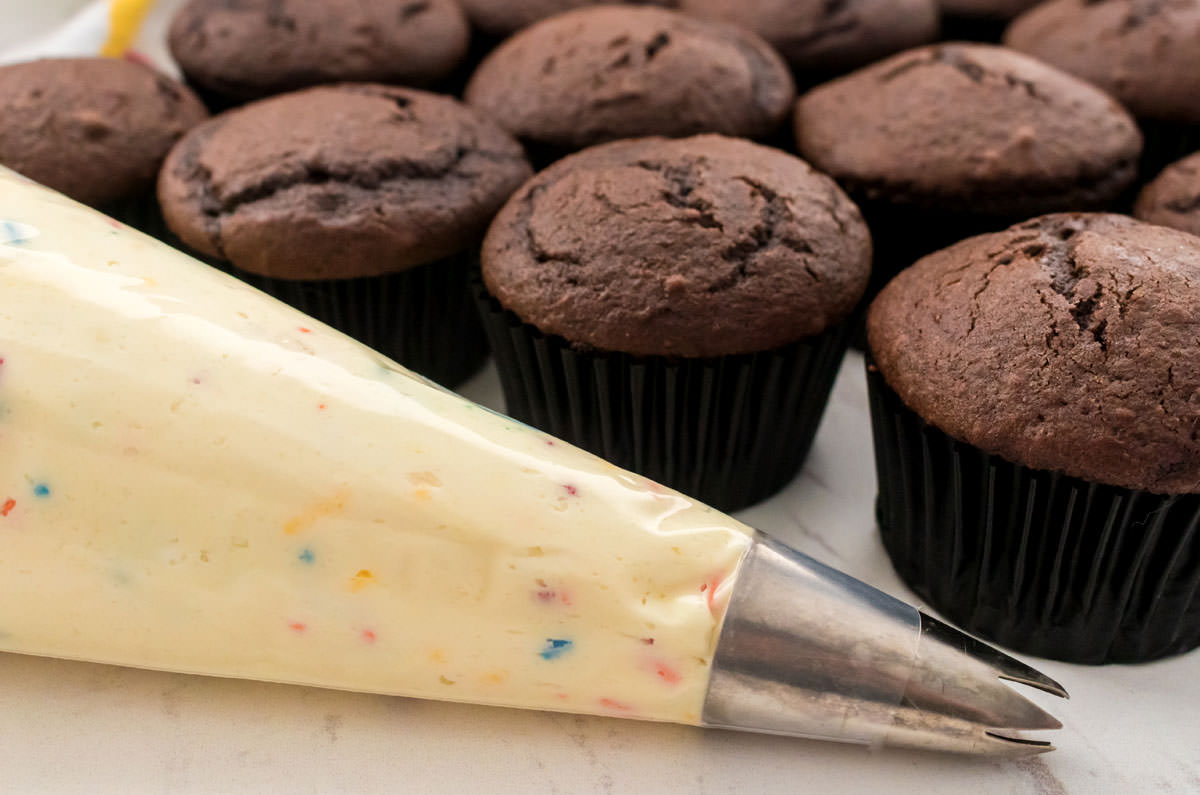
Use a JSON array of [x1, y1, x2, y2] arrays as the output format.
[[701, 533, 1067, 755]]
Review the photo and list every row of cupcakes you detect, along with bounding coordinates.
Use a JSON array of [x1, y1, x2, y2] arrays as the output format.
[[3, 2, 1200, 668]]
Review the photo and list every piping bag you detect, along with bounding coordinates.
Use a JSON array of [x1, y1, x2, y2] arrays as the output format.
[[0, 169, 1065, 756]]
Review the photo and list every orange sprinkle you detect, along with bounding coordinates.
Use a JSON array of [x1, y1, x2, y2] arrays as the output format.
[[361, 629, 376, 643], [288, 622, 307, 633], [298, 326, 311, 333], [283, 487, 350, 535], [599, 697, 632, 711], [349, 569, 375, 593], [317, 403, 327, 411], [0, 498, 14, 517], [482, 671, 510, 685]]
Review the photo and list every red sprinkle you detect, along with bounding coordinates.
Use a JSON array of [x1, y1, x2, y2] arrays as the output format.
[[544, 439, 556, 446], [362, 629, 376, 643], [655, 662, 681, 685], [704, 574, 722, 612], [288, 622, 307, 633], [563, 484, 578, 497], [536, 587, 573, 606], [0, 498, 14, 517], [599, 698, 632, 712], [641, 637, 655, 645]]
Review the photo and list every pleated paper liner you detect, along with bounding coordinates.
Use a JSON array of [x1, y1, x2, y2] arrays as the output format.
[[218, 251, 488, 389], [846, 202, 1020, 349], [474, 279, 850, 512], [866, 362, 1200, 664], [1138, 120, 1200, 185], [102, 193, 178, 243], [939, 17, 1010, 44]]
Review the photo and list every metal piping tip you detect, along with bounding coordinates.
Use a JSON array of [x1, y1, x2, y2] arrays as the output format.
[[701, 533, 1068, 756]]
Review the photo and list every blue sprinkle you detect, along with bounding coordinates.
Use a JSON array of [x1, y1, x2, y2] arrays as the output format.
[[298, 548, 315, 564], [32, 483, 50, 498], [1, 220, 33, 246], [540, 638, 573, 660]]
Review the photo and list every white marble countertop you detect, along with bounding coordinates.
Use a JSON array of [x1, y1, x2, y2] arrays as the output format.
[[3, 355, 1198, 793]]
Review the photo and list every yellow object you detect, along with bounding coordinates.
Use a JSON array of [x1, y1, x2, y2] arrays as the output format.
[[100, 0, 155, 57], [0, 168, 753, 725]]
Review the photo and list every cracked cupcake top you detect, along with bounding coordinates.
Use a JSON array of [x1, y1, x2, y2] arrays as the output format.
[[868, 213, 1200, 494], [0, 58, 207, 207], [1135, 151, 1200, 237], [158, 84, 532, 280], [482, 135, 871, 358], [794, 44, 1142, 214], [168, 0, 470, 102], [1005, 0, 1200, 124], [464, 6, 795, 152], [675, 0, 939, 74]]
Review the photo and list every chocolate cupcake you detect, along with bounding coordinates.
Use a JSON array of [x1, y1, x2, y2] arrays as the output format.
[[675, 0, 940, 84], [168, 0, 471, 109], [159, 84, 531, 387], [794, 43, 1142, 322], [937, 0, 1040, 42], [461, 0, 669, 37], [1135, 151, 1200, 237], [1005, 0, 1200, 179], [0, 57, 207, 235], [464, 6, 794, 164], [867, 213, 1200, 664], [477, 134, 871, 510]]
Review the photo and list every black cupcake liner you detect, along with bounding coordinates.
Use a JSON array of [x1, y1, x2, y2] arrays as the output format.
[[866, 362, 1200, 664], [939, 16, 1010, 44], [1138, 120, 1200, 185], [101, 192, 178, 243], [474, 279, 850, 511], [216, 252, 488, 388], [846, 201, 1019, 349]]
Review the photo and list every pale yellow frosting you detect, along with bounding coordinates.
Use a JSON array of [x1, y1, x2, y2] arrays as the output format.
[[0, 170, 753, 724]]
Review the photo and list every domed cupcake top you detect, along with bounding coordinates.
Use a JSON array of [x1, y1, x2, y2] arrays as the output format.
[[169, 0, 470, 101], [794, 44, 1142, 214], [1135, 151, 1200, 236], [675, 0, 939, 73], [0, 58, 208, 206], [868, 213, 1200, 494], [465, 6, 795, 151], [158, 84, 531, 279], [482, 135, 871, 358], [1005, 0, 1200, 124]]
